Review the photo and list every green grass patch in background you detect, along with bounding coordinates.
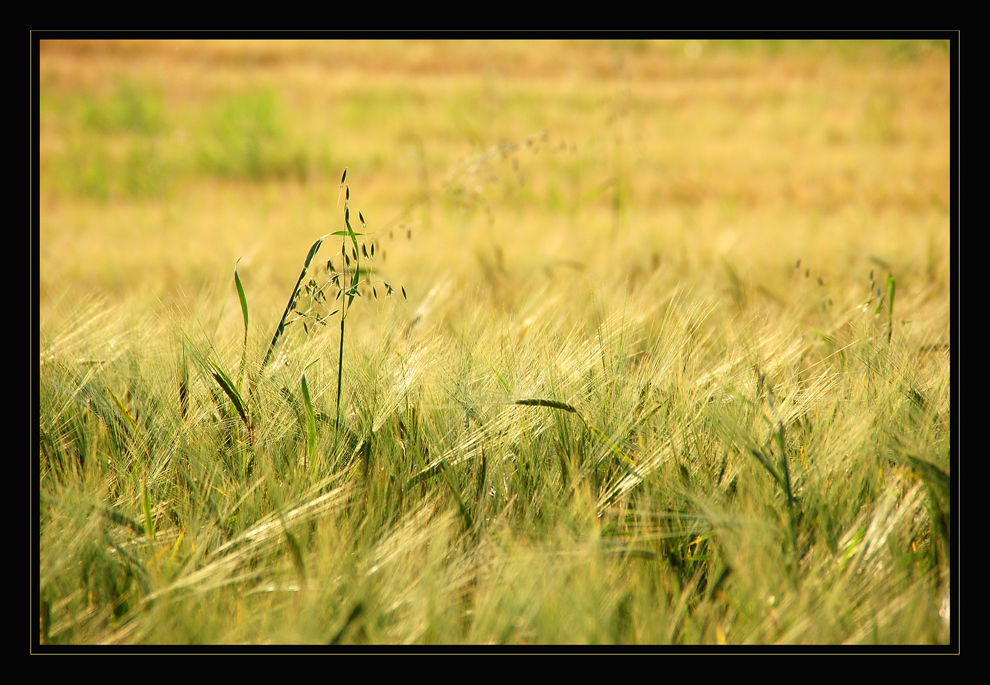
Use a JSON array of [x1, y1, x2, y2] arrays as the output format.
[[195, 88, 309, 182]]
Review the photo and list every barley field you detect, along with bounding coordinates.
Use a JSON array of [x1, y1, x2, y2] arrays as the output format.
[[37, 38, 953, 648]]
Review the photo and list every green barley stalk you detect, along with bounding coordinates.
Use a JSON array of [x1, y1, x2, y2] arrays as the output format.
[[438, 458, 475, 534], [871, 272, 896, 346], [749, 420, 796, 511], [142, 474, 155, 541], [514, 397, 638, 472], [886, 273, 896, 345], [719, 385, 800, 537]]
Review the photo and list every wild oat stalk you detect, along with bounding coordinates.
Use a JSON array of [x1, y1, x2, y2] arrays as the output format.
[[330, 167, 362, 432], [325, 168, 406, 432], [257, 168, 405, 440]]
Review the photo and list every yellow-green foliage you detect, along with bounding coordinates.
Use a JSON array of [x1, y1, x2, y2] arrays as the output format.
[[38, 39, 951, 647]]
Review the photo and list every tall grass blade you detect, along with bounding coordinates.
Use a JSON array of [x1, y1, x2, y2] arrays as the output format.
[[773, 421, 795, 511], [179, 346, 189, 419], [747, 446, 782, 485], [301, 370, 317, 473], [234, 258, 250, 384], [437, 459, 474, 534], [208, 360, 250, 429], [108, 389, 139, 437], [142, 475, 155, 541], [263, 236, 326, 368]]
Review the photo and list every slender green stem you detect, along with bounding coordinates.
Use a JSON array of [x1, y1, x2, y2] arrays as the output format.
[[335, 314, 345, 433]]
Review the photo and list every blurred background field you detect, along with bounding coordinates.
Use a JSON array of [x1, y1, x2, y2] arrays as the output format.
[[37, 38, 953, 647], [39, 39, 950, 333]]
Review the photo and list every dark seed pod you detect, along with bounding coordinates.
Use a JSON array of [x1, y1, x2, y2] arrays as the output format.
[[359, 211, 366, 227], [402, 286, 407, 300], [362, 243, 369, 259], [340, 168, 347, 187]]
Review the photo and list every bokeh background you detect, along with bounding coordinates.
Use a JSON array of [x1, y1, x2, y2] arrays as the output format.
[[38, 38, 951, 338]]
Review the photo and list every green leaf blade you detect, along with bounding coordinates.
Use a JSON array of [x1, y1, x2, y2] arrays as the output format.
[[301, 372, 317, 470]]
